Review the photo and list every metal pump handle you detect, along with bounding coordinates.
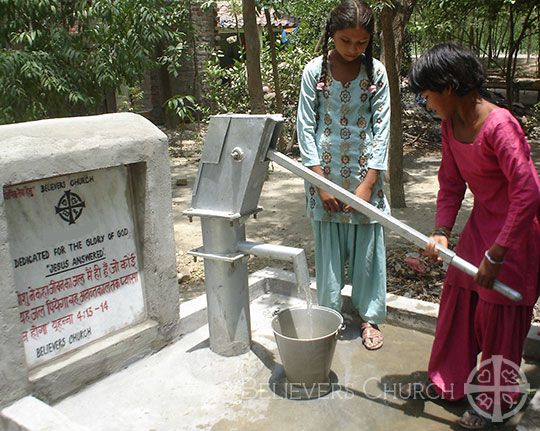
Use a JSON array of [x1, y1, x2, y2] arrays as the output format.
[[266, 150, 522, 302]]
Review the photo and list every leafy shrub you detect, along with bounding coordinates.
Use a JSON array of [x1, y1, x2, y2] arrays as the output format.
[[0, 0, 190, 125], [203, 32, 313, 143], [165, 94, 206, 125], [204, 50, 250, 114]]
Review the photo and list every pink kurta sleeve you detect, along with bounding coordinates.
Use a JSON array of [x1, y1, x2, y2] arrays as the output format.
[[435, 121, 467, 231], [488, 120, 540, 248]]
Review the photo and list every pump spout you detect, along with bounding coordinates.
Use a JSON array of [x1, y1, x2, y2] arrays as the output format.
[[237, 241, 311, 296]]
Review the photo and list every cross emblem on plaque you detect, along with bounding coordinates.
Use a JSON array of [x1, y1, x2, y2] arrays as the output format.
[[55, 190, 85, 224]]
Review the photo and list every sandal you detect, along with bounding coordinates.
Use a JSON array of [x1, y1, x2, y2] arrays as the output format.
[[360, 322, 383, 350], [458, 409, 489, 429], [399, 380, 441, 400]]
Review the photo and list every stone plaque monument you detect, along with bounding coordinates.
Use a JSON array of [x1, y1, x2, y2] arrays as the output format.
[[0, 113, 178, 407], [5, 166, 145, 367]]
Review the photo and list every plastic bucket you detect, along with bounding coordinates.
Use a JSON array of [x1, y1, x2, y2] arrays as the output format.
[[272, 306, 344, 387]]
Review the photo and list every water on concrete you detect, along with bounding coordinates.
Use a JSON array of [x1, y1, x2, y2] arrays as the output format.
[[53, 291, 540, 430]]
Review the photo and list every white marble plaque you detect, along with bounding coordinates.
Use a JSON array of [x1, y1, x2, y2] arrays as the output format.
[[4, 166, 145, 367]]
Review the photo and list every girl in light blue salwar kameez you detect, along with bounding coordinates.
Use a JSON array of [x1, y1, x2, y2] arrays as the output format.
[[296, 0, 391, 350]]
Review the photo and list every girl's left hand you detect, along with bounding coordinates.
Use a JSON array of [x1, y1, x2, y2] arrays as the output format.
[[475, 245, 506, 289], [474, 258, 501, 289], [343, 183, 372, 212]]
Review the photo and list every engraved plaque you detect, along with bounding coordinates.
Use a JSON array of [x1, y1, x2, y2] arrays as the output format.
[[4, 166, 145, 367]]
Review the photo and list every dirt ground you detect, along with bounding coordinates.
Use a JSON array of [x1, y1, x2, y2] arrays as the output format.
[[167, 100, 540, 322]]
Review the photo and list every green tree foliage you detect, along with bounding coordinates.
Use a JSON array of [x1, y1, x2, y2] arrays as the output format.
[[410, 0, 538, 107], [203, 0, 346, 141], [203, 30, 312, 141], [410, 0, 538, 61], [281, 0, 337, 52], [0, 0, 189, 124]]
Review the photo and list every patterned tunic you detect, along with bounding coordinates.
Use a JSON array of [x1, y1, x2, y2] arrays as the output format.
[[436, 108, 540, 306], [297, 55, 391, 224]]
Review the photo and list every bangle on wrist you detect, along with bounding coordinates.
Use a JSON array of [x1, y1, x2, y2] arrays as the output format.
[[484, 250, 504, 265], [432, 228, 449, 238]]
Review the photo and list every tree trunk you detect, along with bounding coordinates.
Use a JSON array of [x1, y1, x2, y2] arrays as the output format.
[[381, 4, 406, 208], [264, 8, 283, 114], [159, 62, 174, 127], [504, 7, 516, 108], [487, 17, 494, 65], [188, 3, 200, 105], [476, 20, 485, 54], [264, 8, 286, 151], [242, 0, 265, 114], [103, 89, 117, 113], [504, 4, 536, 108], [526, 26, 531, 62], [537, 8, 540, 77], [468, 25, 475, 53], [390, 0, 416, 73]]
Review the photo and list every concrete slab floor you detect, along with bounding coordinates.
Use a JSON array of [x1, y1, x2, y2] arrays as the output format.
[[53, 292, 540, 431]]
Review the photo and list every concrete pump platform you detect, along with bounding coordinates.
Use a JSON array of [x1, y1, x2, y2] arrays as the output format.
[[3, 269, 539, 431]]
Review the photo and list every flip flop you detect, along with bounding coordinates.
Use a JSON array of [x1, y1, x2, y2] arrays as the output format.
[[458, 410, 489, 429], [360, 323, 383, 350], [399, 380, 441, 400]]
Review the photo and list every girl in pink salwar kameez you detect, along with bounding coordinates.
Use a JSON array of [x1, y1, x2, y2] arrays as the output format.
[[404, 42, 540, 429]]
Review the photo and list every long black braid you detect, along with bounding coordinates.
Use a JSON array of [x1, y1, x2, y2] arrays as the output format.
[[317, 0, 375, 91], [319, 20, 332, 89]]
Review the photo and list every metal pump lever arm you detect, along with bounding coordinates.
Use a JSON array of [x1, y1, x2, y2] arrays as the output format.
[[266, 150, 522, 302]]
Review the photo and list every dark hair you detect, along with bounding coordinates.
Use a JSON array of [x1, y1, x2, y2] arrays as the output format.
[[408, 42, 486, 96], [318, 0, 375, 89]]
